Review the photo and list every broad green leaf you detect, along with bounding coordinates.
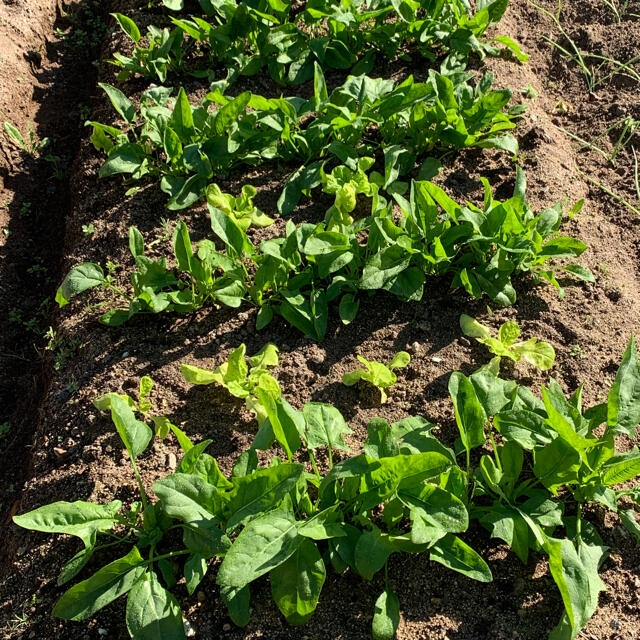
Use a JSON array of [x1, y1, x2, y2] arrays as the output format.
[[358, 452, 453, 511], [112, 13, 141, 43], [364, 418, 399, 460], [219, 584, 251, 627], [99, 83, 135, 124], [13, 500, 122, 548], [53, 547, 146, 620], [602, 448, 640, 486], [227, 463, 304, 529], [354, 528, 392, 580], [546, 538, 606, 640], [169, 88, 195, 142], [372, 589, 400, 640], [110, 395, 152, 461], [256, 391, 302, 460], [399, 484, 468, 545], [448, 372, 486, 453], [302, 403, 352, 452], [126, 572, 186, 640], [607, 336, 640, 437], [430, 534, 492, 582], [184, 553, 207, 595], [58, 263, 106, 305], [533, 437, 582, 494], [217, 510, 301, 589], [270, 538, 326, 625]]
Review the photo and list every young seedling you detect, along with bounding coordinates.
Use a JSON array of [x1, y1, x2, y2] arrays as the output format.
[[205, 184, 273, 231], [342, 351, 411, 403], [460, 314, 555, 373], [181, 343, 280, 425]]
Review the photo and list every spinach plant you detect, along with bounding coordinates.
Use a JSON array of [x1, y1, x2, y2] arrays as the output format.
[[342, 351, 411, 403], [450, 335, 640, 639], [460, 314, 556, 373], [181, 342, 280, 425]]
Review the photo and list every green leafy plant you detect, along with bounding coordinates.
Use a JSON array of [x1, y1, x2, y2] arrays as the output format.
[[181, 343, 280, 425], [13, 373, 487, 639], [342, 351, 411, 403], [450, 335, 640, 639], [116, 0, 527, 86], [460, 314, 556, 373], [88, 65, 520, 211], [55, 218, 252, 326], [3, 121, 49, 156]]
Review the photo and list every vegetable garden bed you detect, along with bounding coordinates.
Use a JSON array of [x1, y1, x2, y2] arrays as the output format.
[[1, 0, 640, 639]]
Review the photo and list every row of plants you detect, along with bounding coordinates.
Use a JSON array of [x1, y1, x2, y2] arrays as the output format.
[[14, 337, 640, 639], [57, 166, 592, 340], [109, 0, 527, 86]]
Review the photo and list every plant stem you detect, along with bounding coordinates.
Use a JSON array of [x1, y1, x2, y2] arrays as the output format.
[[488, 425, 502, 471]]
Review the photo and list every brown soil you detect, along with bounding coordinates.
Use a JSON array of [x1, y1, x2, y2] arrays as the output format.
[[1, 0, 640, 639]]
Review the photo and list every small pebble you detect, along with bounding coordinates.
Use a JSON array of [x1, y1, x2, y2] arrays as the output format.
[[167, 452, 177, 470], [432, 356, 442, 363], [98, 630, 108, 637], [122, 351, 129, 358], [223, 623, 231, 631]]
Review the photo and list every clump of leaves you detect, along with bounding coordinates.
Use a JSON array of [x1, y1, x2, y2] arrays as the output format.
[[117, 0, 526, 86], [88, 66, 520, 212], [205, 184, 273, 231], [13, 365, 486, 640], [181, 343, 280, 425], [55, 219, 251, 325], [342, 351, 411, 403], [450, 335, 640, 640], [460, 314, 556, 373]]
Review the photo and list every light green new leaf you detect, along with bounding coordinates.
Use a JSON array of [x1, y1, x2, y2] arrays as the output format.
[[13, 499, 122, 548], [217, 510, 302, 589], [460, 314, 491, 339], [181, 363, 223, 385], [372, 589, 400, 640], [511, 338, 556, 370], [270, 538, 326, 625], [53, 547, 146, 620], [126, 571, 186, 640], [448, 372, 486, 453], [110, 395, 152, 461]]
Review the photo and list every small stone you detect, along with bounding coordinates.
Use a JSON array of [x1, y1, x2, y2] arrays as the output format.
[[184, 619, 196, 637], [122, 352, 129, 358], [98, 630, 108, 637], [53, 447, 67, 463], [411, 341, 421, 354], [223, 623, 231, 631], [167, 452, 177, 470], [610, 620, 621, 630], [432, 357, 442, 363]]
